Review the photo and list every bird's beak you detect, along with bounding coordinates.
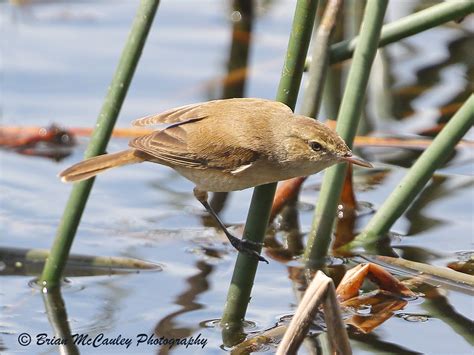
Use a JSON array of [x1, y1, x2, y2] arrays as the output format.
[[341, 153, 373, 168]]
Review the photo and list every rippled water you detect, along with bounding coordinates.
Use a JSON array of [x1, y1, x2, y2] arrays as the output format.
[[1, 1, 473, 354]]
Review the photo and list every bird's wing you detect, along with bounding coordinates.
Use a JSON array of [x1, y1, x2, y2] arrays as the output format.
[[129, 121, 260, 171], [131, 98, 292, 127], [129, 98, 289, 169], [132, 102, 205, 127]]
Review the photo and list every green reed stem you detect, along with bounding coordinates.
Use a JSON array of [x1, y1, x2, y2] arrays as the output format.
[[354, 95, 474, 245], [2, 247, 159, 273], [40, 0, 160, 288], [304, 0, 474, 68], [328, 0, 474, 64], [221, 0, 318, 326], [301, 0, 342, 119], [304, 0, 388, 266]]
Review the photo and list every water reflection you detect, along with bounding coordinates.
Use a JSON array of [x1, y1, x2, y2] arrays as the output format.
[[154, 260, 213, 354], [42, 287, 80, 355]]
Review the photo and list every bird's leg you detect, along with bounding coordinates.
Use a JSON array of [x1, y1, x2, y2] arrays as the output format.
[[193, 187, 268, 263]]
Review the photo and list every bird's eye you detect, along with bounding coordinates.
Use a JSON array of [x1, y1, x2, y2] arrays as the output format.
[[309, 141, 323, 152]]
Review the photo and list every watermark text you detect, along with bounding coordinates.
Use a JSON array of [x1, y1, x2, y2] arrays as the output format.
[[17, 332, 208, 350]]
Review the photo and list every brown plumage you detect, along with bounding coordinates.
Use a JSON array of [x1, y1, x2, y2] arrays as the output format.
[[60, 98, 372, 262]]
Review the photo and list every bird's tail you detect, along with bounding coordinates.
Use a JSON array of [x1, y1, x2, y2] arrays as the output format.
[[59, 149, 144, 182]]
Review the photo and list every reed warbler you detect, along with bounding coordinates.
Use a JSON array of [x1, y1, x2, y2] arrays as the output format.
[[60, 98, 372, 263]]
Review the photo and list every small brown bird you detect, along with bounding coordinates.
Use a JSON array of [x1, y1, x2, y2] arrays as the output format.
[[60, 98, 372, 263]]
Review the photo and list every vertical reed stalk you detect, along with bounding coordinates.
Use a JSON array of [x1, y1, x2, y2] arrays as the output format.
[[210, 0, 254, 213], [305, 0, 388, 265], [300, 0, 474, 66], [222, 0, 253, 100], [354, 95, 474, 245], [301, 0, 342, 119], [40, 0, 160, 288], [221, 0, 319, 326]]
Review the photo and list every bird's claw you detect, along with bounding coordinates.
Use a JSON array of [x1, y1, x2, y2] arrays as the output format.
[[227, 234, 269, 264]]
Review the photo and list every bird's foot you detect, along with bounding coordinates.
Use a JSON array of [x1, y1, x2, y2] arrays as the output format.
[[226, 234, 268, 264]]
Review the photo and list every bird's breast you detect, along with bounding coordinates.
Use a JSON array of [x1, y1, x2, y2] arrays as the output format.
[[173, 166, 262, 192], [173, 159, 332, 192]]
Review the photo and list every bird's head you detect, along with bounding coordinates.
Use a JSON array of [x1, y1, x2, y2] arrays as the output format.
[[281, 115, 373, 171]]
